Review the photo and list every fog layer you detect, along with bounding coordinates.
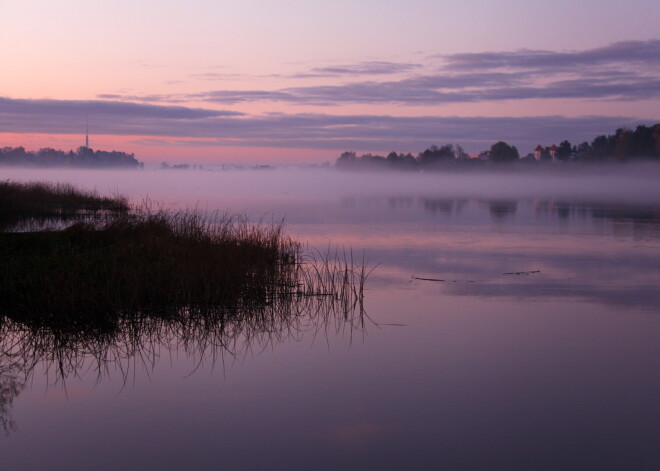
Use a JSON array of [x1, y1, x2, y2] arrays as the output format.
[[2, 164, 660, 210]]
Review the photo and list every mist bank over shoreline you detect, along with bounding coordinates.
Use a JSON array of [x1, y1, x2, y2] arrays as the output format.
[[336, 124, 660, 171], [0, 145, 142, 169], [2, 162, 659, 207]]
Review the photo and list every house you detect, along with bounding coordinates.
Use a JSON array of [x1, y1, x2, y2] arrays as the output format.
[[534, 145, 543, 161], [533, 144, 558, 162]]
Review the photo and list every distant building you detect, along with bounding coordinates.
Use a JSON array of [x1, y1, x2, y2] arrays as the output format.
[[534, 145, 543, 161], [533, 144, 558, 162]]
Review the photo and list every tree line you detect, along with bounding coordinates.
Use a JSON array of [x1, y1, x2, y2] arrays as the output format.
[[0, 146, 143, 168], [336, 124, 660, 170]]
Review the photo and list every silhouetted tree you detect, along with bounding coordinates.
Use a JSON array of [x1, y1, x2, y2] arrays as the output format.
[[456, 144, 469, 160], [418, 144, 455, 167], [575, 141, 592, 160], [628, 125, 656, 158], [336, 151, 357, 169], [0, 146, 141, 168], [591, 134, 614, 160], [489, 141, 519, 163], [556, 140, 573, 161]]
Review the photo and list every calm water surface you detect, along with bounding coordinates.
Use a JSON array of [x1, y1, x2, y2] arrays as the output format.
[[2, 168, 660, 470]]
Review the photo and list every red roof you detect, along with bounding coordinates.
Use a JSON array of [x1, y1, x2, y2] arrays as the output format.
[[534, 145, 543, 151], [550, 144, 558, 151]]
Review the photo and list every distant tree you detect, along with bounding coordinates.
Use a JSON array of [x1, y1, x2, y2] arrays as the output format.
[[653, 124, 660, 158], [575, 141, 592, 160], [336, 151, 357, 169], [400, 153, 417, 169], [385, 151, 417, 170], [591, 134, 614, 160], [556, 140, 573, 161], [612, 128, 633, 161], [455, 144, 469, 160], [386, 151, 399, 163], [489, 141, 519, 163], [0, 145, 140, 168], [418, 144, 455, 167], [361, 153, 386, 166], [628, 125, 656, 158]]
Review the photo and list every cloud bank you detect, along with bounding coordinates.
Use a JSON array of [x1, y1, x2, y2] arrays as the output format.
[[2, 41, 657, 155], [442, 40, 660, 71], [0, 96, 648, 153], [98, 41, 660, 107], [184, 40, 660, 106]]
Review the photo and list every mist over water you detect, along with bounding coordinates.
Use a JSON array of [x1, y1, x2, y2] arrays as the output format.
[[3, 163, 660, 208], [2, 164, 660, 470]]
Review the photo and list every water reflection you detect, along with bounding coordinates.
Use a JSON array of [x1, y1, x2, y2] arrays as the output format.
[[416, 197, 660, 228], [488, 200, 518, 218], [1, 170, 659, 469], [0, 288, 369, 433], [329, 197, 660, 311], [0, 364, 22, 434]]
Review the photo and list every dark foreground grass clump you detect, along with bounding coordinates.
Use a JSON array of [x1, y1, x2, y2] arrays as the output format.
[[0, 182, 372, 432], [0, 210, 301, 323], [0, 180, 129, 213], [0, 180, 128, 229], [0, 181, 370, 335]]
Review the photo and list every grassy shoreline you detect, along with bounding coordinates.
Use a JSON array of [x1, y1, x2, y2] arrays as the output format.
[[0, 180, 129, 230], [0, 180, 368, 328], [0, 180, 129, 214]]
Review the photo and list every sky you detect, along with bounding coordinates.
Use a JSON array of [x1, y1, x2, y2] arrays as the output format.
[[1, 0, 659, 163]]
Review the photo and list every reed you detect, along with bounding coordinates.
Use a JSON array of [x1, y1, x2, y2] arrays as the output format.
[[0, 180, 128, 230], [0, 182, 374, 433], [0, 181, 371, 348], [0, 180, 129, 213], [0, 185, 370, 329]]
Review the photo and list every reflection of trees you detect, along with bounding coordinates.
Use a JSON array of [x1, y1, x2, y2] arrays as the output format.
[[590, 204, 657, 224], [421, 198, 456, 214], [533, 200, 660, 235], [0, 254, 372, 434], [489, 200, 518, 218]]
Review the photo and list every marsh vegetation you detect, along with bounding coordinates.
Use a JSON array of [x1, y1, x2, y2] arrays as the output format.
[[0, 180, 373, 432], [0, 180, 129, 230], [1, 179, 369, 320]]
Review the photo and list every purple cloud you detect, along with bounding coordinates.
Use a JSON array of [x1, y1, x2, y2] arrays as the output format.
[[0, 97, 239, 120], [442, 40, 660, 71], [309, 61, 420, 76], [173, 40, 660, 106], [1, 96, 649, 153], [189, 72, 660, 106]]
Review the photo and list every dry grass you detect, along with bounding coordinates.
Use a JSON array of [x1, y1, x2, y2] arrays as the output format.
[[0, 183, 370, 328], [0, 180, 128, 230], [0, 182, 372, 379], [0, 182, 374, 433]]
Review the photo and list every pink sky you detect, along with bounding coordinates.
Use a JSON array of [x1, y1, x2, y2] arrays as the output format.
[[1, 0, 659, 163]]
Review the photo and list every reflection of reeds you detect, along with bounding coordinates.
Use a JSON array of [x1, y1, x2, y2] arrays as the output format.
[[0, 244, 371, 395], [0, 183, 373, 431], [0, 209, 369, 322], [0, 210, 372, 386], [0, 366, 21, 434]]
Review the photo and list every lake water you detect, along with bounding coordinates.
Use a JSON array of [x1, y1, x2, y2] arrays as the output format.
[[2, 166, 660, 470]]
